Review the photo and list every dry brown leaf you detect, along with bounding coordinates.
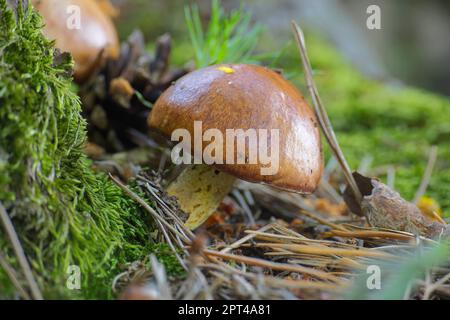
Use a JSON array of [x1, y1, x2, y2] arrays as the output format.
[[344, 172, 449, 239]]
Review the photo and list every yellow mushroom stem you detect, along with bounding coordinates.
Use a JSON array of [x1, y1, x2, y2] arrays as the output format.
[[167, 165, 236, 229]]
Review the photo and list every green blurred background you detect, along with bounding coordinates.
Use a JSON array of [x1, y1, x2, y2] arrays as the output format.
[[114, 0, 450, 96]]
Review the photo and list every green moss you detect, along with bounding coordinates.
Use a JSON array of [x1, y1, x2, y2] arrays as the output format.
[[147, 243, 186, 277], [0, 1, 155, 298], [271, 35, 450, 216]]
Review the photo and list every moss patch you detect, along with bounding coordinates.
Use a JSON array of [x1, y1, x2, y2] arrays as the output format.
[[0, 1, 157, 299]]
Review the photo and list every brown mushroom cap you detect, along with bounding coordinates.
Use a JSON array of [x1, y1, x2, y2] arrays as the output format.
[[33, 0, 119, 82], [149, 64, 323, 193]]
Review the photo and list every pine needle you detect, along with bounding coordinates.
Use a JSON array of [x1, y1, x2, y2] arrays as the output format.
[[203, 249, 343, 283], [413, 145, 438, 204], [0, 252, 30, 299], [291, 21, 363, 204], [0, 202, 43, 300]]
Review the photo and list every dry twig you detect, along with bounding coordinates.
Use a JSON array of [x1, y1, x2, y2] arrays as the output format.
[[291, 21, 362, 204], [0, 202, 43, 300]]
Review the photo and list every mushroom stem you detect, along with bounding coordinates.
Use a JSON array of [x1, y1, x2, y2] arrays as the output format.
[[167, 165, 236, 229]]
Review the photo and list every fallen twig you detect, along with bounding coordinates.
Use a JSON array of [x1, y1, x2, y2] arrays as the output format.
[[220, 223, 274, 254], [413, 145, 438, 204], [0, 252, 30, 299], [252, 243, 392, 258], [0, 202, 43, 300], [203, 249, 343, 283], [291, 21, 362, 204]]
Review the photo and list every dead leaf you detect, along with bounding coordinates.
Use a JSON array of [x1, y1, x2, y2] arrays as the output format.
[[344, 172, 449, 239]]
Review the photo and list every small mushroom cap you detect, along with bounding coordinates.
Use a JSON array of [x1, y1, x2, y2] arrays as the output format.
[[33, 0, 119, 82], [149, 64, 323, 193]]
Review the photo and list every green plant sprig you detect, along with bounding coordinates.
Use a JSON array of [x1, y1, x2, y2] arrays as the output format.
[[185, 0, 263, 68]]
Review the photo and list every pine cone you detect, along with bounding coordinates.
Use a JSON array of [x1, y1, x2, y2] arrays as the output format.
[[79, 31, 188, 152]]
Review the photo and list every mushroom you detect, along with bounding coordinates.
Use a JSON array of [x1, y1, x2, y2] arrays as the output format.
[[148, 64, 323, 229], [32, 0, 119, 82]]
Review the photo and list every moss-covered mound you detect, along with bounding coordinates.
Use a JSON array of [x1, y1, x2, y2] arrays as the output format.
[[0, 1, 151, 298]]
